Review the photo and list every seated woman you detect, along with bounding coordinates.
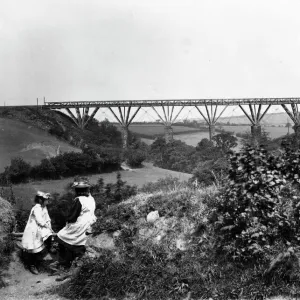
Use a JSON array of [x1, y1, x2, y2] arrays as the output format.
[[22, 191, 53, 275], [52, 179, 96, 270]]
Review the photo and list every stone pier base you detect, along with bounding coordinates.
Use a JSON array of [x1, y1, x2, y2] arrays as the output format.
[[164, 125, 173, 143]]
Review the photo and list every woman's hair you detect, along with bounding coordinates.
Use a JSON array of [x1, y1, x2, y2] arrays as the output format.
[[75, 187, 90, 197], [34, 195, 47, 206]]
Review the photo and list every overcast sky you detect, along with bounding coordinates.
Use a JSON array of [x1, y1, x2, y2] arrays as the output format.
[[1, 0, 300, 119]]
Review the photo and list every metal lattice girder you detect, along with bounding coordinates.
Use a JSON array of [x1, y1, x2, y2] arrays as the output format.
[[75, 108, 82, 126], [108, 106, 141, 127], [195, 104, 228, 125], [43, 97, 300, 109], [65, 108, 79, 126], [151, 106, 184, 125], [281, 104, 300, 124], [82, 107, 90, 123], [83, 107, 100, 128], [239, 104, 271, 125]]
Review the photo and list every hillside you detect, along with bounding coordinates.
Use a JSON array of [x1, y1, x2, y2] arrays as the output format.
[[219, 112, 292, 125], [0, 117, 80, 172], [4, 162, 192, 211], [0, 107, 123, 173]]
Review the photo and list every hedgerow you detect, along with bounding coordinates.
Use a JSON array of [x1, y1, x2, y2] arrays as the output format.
[[0, 151, 121, 184]]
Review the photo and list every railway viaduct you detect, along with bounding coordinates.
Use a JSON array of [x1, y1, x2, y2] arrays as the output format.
[[32, 98, 300, 148]]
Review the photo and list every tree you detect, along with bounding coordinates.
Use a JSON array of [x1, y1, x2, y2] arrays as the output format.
[[212, 132, 238, 153], [196, 138, 214, 152], [240, 128, 271, 147], [3, 157, 32, 183]]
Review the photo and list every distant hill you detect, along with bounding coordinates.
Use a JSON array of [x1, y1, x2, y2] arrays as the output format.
[[177, 112, 292, 126], [218, 112, 292, 126]]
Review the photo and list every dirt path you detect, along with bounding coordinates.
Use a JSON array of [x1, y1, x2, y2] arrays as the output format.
[[0, 251, 67, 300]]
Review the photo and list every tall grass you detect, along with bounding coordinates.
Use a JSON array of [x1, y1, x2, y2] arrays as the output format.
[[54, 183, 300, 300]]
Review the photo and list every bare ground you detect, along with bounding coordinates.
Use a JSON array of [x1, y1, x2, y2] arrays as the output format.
[[0, 251, 66, 300]]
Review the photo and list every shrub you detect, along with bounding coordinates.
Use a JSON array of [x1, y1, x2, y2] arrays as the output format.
[[140, 176, 189, 193], [124, 148, 146, 168], [213, 146, 300, 262], [14, 208, 29, 232], [32, 158, 57, 180], [191, 157, 229, 187], [91, 173, 137, 211], [149, 138, 201, 173], [212, 131, 238, 153], [2, 157, 32, 184]]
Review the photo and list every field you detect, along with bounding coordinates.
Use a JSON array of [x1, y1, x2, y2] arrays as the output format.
[[0, 117, 80, 172], [6, 162, 192, 211], [141, 124, 290, 147], [117, 123, 201, 136]]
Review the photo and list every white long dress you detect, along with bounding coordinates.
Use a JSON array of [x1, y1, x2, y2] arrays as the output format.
[[57, 195, 96, 246], [22, 204, 53, 253]]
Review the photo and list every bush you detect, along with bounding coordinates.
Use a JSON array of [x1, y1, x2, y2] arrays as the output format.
[[213, 146, 300, 262], [212, 131, 238, 153], [124, 148, 146, 168], [91, 173, 137, 211], [140, 176, 189, 193], [32, 158, 57, 180], [0, 150, 122, 184], [191, 158, 229, 187], [61, 186, 298, 300], [149, 138, 201, 173], [2, 157, 32, 184]]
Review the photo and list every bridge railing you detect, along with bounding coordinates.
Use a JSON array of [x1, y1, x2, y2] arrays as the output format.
[[44, 98, 300, 108]]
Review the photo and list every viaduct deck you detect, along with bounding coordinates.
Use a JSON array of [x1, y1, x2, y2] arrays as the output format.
[[44, 98, 300, 108], [2, 98, 300, 147]]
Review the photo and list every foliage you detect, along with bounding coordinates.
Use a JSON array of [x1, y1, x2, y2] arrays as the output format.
[[191, 157, 229, 187], [123, 148, 146, 168], [195, 138, 213, 151], [0, 234, 14, 287], [92, 173, 137, 211], [149, 137, 201, 173], [0, 151, 121, 185], [195, 138, 224, 161], [139, 176, 189, 193], [212, 131, 238, 153], [239, 128, 272, 147], [85, 118, 123, 147], [57, 185, 300, 300], [0, 108, 124, 176], [0, 197, 15, 287], [32, 158, 57, 180], [1, 157, 31, 184], [213, 146, 300, 262]]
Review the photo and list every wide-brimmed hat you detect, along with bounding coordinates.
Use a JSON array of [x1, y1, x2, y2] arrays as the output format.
[[72, 180, 91, 188], [36, 191, 51, 199]]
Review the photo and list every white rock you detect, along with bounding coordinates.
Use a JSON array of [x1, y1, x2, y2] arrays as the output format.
[[146, 210, 159, 223], [176, 238, 187, 251], [86, 233, 115, 250], [85, 247, 101, 259], [113, 230, 121, 238]]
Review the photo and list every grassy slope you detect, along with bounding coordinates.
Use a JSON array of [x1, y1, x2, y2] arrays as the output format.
[[0, 114, 81, 172], [8, 162, 192, 211]]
